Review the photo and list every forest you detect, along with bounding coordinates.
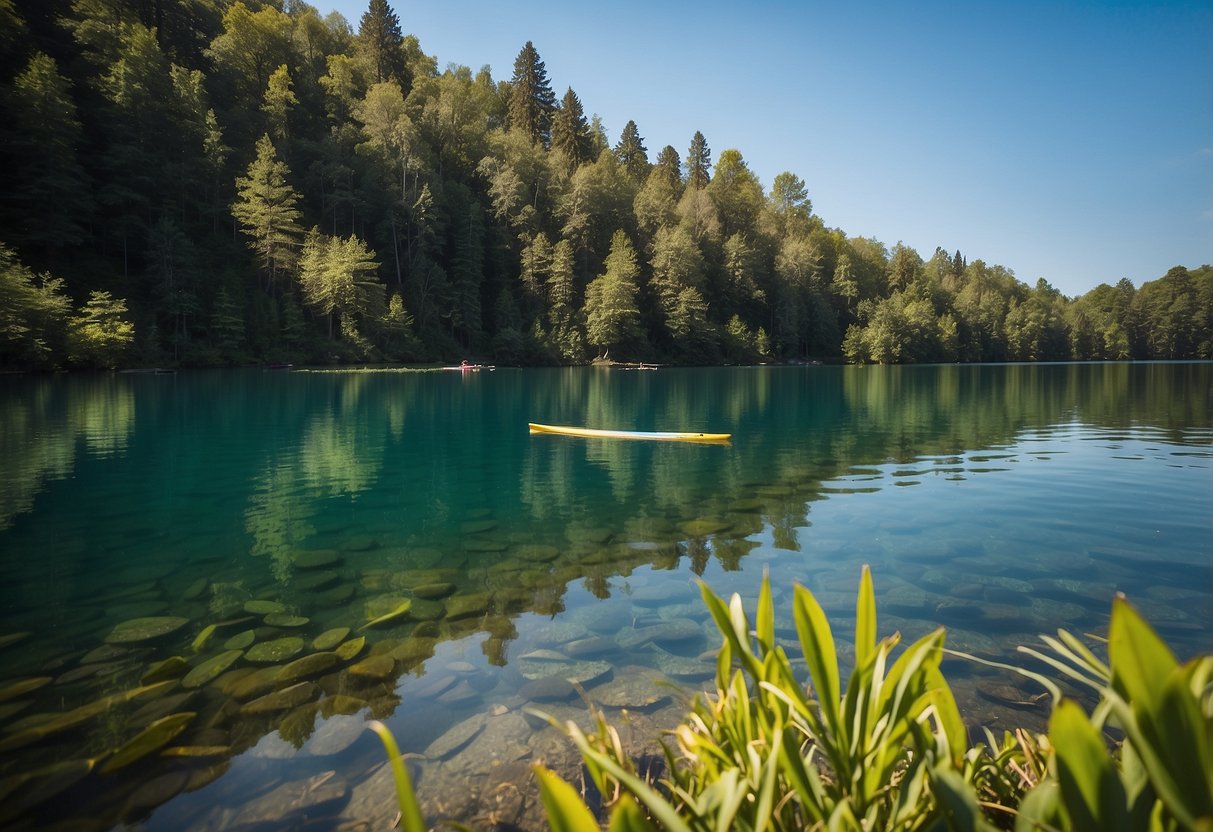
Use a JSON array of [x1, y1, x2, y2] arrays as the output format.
[[1, 0, 1210, 369]]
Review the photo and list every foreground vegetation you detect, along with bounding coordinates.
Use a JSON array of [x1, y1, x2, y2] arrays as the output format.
[[378, 568, 1213, 830], [2, 0, 1211, 369]]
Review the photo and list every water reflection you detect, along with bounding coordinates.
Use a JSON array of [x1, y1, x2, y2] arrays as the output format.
[[0, 364, 1208, 829], [0, 374, 136, 529]]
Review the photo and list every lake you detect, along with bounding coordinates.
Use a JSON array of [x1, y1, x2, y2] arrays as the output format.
[[0, 362, 1210, 829]]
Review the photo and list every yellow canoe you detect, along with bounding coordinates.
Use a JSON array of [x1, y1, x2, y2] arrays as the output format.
[[528, 423, 731, 443]]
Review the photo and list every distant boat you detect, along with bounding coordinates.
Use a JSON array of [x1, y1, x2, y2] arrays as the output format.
[[528, 422, 731, 443], [442, 364, 494, 372]]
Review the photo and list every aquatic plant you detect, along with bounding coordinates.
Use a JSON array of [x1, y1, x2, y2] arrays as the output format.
[[375, 567, 1213, 830]]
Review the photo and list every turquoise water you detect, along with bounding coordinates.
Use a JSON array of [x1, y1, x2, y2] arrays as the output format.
[[0, 363, 1210, 828]]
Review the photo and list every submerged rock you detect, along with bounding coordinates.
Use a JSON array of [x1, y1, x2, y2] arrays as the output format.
[[101, 711, 196, 773], [424, 713, 486, 759], [242, 682, 319, 715], [277, 652, 339, 684], [243, 600, 287, 615], [246, 637, 305, 664], [182, 650, 243, 689], [312, 627, 351, 651], [294, 550, 342, 570], [105, 616, 190, 644]]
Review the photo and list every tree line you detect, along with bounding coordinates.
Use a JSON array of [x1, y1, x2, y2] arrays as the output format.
[[1, 0, 1209, 369]]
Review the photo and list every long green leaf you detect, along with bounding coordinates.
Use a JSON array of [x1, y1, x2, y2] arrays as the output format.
[[571, 737, 694, 832], [793, 583, 841, 738], [757, 568, 775, 653], [535, 765, 605, 832], [854, 564, 877, 669], [1050, 699, 1129, 832], [367, 720, 427, 832], [1108, 594, 1177, 708], [607, 793, 658, 832]]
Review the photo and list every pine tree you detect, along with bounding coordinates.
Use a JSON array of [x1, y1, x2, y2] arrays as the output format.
[[615, 120, 649, 180], [0, 52, 94, 248], [356, 0, 408, 91], [210, 286, 246, 357], [686, 130, 711, 190], [232, 134, 304, 293], [262, 64, 297, 141], [550, 86, 592, 168], [584, 230, 643, 355], [506, 41, 557, 146], [654, 145, 682, 187], [67, 291, 135, 368]]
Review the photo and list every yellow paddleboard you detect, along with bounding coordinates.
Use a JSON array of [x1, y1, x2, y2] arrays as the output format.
[[528, 423, 731, 443]]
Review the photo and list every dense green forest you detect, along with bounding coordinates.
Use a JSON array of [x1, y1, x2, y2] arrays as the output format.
[[1, 0, 1210, 369]]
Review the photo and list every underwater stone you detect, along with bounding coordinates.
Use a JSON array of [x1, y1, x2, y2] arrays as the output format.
[[263, 614, 309, 628], [246, 637, 305, 664], [444, 592, 492, 621], [105, 616, 190, 644], [312, 628, 351, 651], [224, 629, 256, 650], [294, 550, 342, 569], [334, 636, 367, 662], [348, 655, 395, 681], [412, 582, 456, 600], [140, 656, 190, 685], [241, 682, 319, 715], [294, 570, 340, 591], [243, 600, 287, 615], [276, 652, 339, 684], [424, 713, 486, 759], [100, 711, 196, 773], [518, 677, 577, 702], [182, 650, 243, 689]]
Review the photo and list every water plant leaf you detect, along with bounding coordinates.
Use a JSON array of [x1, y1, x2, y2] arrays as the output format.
[[534, 765, 601, 832], [1050, 698, 1129, 832], [854, 563, 876, 669], [793, 583, 841, 737], [367, 720, 426, 832], [1108, 594, 1176, 709], [606, 793, 658, 832]]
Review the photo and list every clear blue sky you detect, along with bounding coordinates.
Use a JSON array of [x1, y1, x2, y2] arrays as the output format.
[[326, 0, 1211, 297]]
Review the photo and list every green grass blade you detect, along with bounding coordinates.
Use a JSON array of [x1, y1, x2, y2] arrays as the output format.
[[757, 568, 775, 652], [1050, 699, 1130, 832], [607, 793, 659, 832], [854, 564, 876, 669], [367, 720, 427, 832], [1108, 594, 1177, 707], [535, 765, 607, 832], [793, 583, 841, 737]]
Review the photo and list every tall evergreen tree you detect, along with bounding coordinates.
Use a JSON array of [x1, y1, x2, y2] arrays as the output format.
[[232, 134, 304, 293], [506, 41, 556, 146], [686, 130, 712, 190], [0, 52, 93, 249], [654, 145, 682, 187], [614, 119, 649, 180], [550, 86, 592, 168], [356, 0, 408, 91], [584, 229, 643, 355]]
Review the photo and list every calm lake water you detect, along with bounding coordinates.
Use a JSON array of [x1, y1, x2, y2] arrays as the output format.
[[1, 362, 1210, 829]]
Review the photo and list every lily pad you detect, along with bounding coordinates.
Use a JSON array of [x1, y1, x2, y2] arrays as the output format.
[[181, 578, 209, 601], [101, 712, 196, 773], [312, 627, 350, 651], [182, 650, 243, 689], [105, 616, 190, 644], [246, 637, 305, 664]]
